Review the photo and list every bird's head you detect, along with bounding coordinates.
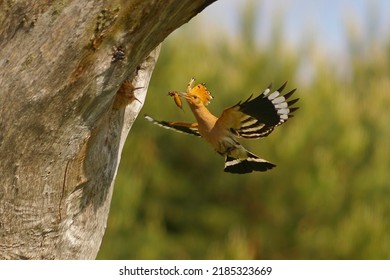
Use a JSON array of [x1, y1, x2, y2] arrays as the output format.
[[180, 83, 213, 108]]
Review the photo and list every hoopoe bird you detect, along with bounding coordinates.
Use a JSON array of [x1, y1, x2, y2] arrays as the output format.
[[145, 78, 298, 174]]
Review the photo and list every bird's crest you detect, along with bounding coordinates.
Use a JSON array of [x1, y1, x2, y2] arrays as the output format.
[[188, 83, 213, 106]]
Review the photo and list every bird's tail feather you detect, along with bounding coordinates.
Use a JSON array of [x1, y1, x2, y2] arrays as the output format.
[[224, 152, 276, 174]]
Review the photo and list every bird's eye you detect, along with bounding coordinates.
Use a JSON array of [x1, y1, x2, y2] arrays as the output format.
[[193, 95, 198, 99]]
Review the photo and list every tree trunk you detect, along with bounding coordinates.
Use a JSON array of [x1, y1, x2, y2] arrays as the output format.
[[0, 0, 216, 259]]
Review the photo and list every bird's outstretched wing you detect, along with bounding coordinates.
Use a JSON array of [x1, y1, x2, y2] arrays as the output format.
[[219, 82, 299, 139], [144, 115, 201, 137]]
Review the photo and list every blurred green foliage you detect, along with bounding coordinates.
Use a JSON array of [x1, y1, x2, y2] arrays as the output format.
[[97, 5, 390, 259]]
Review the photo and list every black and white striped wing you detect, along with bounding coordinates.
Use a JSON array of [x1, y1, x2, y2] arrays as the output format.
[[145, 115, 201, 137], [222, 82, 299, 139]]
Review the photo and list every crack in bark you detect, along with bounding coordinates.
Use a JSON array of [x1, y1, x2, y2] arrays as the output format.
[[59, 160, 71, 221]]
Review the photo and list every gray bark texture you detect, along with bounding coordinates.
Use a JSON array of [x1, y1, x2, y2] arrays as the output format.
[[0, 0, 216, 259]]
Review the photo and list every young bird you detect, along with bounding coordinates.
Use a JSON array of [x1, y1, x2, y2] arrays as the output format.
[[145, 78, 299, 174]]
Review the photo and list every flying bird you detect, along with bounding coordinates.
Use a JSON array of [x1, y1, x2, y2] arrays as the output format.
[[145, 78, 299, 174]]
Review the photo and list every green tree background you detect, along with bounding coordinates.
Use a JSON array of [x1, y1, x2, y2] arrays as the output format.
[[98, 3, 390, 259]]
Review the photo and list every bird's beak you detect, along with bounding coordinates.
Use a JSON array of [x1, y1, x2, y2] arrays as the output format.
[[176, 91, 190, 100]]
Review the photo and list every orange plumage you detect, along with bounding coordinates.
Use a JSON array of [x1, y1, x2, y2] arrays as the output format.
[[146, 77, 299, 174]]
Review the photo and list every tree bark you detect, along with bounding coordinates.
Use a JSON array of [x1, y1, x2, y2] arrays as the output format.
[[0, 0, 216, 259]]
